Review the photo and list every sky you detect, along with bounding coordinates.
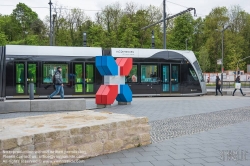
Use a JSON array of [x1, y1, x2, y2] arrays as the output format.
[[0, 0, 250, 21]]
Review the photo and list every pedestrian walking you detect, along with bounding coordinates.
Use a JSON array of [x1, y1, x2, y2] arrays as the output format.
[[215, 76, 223, 96], [232, 76, 245, 96], [48, 66, 64, 99]]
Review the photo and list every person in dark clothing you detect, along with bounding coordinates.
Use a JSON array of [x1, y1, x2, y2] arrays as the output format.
[[215, 76, 223, 96], [48, 66, 64, 99], [232, 76, 245, 96]]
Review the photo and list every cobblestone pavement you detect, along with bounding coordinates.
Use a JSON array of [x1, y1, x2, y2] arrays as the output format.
[[150, 107, 250, 143]]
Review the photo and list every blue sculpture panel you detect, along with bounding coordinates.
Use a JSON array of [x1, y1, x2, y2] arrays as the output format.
[[95, 56, 106, 76], [116, 84, 132, 102], [95, 56, 118, 76]]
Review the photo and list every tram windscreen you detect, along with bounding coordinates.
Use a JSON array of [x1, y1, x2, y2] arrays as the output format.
[[188, 65, 198, 81], [193, 61, 204, 82], [43, 64, 69, 83]]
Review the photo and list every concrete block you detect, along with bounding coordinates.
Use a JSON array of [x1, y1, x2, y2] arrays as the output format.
[[0, 102, 7, 114], [3, 100, 30, 113], [118, 102, 131, 105], [0, 110, 151, 165], [30, 99, 86, 112], [97, 104, 111, 108]]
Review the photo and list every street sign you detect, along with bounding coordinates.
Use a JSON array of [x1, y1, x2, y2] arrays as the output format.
[[217, 59, 222, 65]]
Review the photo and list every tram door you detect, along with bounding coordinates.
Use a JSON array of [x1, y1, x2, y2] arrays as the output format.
[[161, 64, 180, 93], [171, 64, 180, 93], [73, 63, 95, 94], [161, 65, 170, 93], [15, 62, 37, 95]]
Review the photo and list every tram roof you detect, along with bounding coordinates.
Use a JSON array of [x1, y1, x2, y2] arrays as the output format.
[[6, 45, 102, 57], [5, 45, 197, 64]]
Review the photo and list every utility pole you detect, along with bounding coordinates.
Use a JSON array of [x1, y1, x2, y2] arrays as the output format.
[[48, 0, 52, 46], [163, 0, 166, 49]]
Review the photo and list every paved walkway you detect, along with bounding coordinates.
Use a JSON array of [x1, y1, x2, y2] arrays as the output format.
[[1, 96, 250, 166], [82, 96, 250, 166], [80, 121, 250, 166]]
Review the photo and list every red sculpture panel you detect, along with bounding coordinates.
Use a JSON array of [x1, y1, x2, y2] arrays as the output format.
[[95, 85, 118, 105], [115, 58, 133, 76]]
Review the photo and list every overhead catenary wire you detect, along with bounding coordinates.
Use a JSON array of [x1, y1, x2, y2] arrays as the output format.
[[165, 0, 189, 9], [0, 3, 207, 18], [0, 4, 102, 11]]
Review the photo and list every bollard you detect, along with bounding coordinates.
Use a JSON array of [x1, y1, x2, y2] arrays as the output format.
[[29, 83, 34, 100]]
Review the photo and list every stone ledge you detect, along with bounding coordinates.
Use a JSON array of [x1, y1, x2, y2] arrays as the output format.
[[30, 99, 86, 112], [0, 110, 151, 166], [0, 99, 86, 114], [0, 100, 30, 113]]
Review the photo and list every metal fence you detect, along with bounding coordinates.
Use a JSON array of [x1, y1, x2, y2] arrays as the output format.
[[206, 81, 250, 89]]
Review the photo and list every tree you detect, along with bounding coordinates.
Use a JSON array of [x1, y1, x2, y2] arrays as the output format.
[[192, 17, 205, 52], [0, 32, 7, 45], [167, 13, 194, 50], [197, 46, 210, 72], [203, 7, 229, 72], [11, 3, 39, 39]]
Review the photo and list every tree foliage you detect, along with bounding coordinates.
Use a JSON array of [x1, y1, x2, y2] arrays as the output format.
[[0, 2, 250, 72]]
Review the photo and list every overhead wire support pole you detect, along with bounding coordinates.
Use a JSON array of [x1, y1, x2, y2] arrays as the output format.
[[49, 0, 53, 46], [163, 0, 166, 49], [142, 7, 196, 49], [142, 8, 196, 30]]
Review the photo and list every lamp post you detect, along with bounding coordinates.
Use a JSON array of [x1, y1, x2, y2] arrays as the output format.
[[152, 30, 155, 49], [52, 13, 57, 46], [83, 32, 87, 47], [216, 24, 231, 91], [185, 39, 188, 50], [185, 38, 191, 50]]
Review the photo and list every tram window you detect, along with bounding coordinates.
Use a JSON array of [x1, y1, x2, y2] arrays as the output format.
[[75, 64, 83, 93], [141, 65, 158, 82], [193, 61, 204, 82], [126, 65, 137, 83], [86, 64, 94, 83], [16, 63, 24, 84], [86, 64, 94, 92], [42, 64, 69, 83]]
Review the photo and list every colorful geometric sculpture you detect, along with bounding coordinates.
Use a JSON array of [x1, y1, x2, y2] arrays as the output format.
[[95, 56, 133, 105]]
